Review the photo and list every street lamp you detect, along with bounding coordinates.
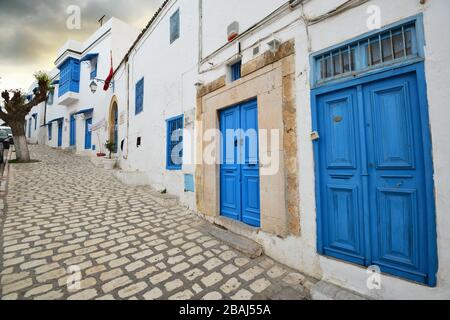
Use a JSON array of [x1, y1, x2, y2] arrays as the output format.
[[90, 80, 98, 94], [89, 78, 113, 94]]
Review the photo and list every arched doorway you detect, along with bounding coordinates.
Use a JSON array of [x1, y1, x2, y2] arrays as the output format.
[[109, 97, 119, 153]]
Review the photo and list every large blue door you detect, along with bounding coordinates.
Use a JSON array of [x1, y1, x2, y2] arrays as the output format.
[[85, 118, 92, 150], [315, 67, 436, 285], [220, 100, 260, 227], [57, 121, 63, 147]]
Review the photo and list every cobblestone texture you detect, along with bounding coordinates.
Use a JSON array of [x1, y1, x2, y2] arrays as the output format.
[[0, 145, 314, 300]]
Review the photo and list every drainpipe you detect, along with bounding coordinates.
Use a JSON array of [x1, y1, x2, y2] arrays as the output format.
[[197, 0, 203, 73], [123, 62, 130, 160]]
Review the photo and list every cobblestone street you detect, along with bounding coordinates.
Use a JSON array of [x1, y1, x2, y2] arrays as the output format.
[[0, 145, 312, 300]]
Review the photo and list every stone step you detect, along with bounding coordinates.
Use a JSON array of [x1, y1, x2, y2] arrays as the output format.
[[201, 223, 263, 259], [310, 280, 368, 300]]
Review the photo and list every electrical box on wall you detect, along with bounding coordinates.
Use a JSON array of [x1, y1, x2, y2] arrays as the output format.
[[227, 21, 239, 42]]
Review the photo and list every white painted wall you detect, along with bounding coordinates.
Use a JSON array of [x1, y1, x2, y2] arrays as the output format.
[[113, 0, 199, 208]]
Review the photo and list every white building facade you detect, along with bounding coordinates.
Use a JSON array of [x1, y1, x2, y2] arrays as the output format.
[[26, 0, 450, 299], [32, 18, 138, 155]]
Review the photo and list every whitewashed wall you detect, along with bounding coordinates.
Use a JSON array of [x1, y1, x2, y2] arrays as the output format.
[[114, 0, 199, 208]]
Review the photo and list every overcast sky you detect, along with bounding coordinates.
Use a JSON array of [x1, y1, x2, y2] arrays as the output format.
[[0, 0, 163, 93]]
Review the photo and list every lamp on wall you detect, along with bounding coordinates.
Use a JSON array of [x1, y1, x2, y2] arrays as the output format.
[[89, 80, 98, 94], [89, 78, 113, 94]]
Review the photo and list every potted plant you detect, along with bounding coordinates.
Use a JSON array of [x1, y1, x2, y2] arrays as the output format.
[[102, 140, 116, 169]]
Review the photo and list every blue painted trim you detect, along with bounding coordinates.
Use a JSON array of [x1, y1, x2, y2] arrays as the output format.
[[74, 108, 94, 115], [311, 62, 438, 287], [166, 114, 184, 170], [51, 79, 59, 85], [415, 62, 438, 287], [47, 117, 64, 125], [80, 53, 99, 62]]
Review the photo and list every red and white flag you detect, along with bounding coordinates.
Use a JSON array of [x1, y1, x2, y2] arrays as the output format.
[[103, 51, 113, 91]]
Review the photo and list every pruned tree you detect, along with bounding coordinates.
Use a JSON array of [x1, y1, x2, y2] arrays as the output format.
[[0, 72, 52, 162]]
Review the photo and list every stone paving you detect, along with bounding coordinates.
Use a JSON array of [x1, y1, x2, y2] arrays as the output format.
[[0, 145, 313, 300]]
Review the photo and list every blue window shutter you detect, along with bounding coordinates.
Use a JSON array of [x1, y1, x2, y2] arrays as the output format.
[[48, 125, 52, 140], [58, 58, 80, 96], [135, 78, 144, 115], [231, 60, 242, 81], [166, 115, 184, 170], [90, 58, 98, 80], [170, 9, 180, 44]]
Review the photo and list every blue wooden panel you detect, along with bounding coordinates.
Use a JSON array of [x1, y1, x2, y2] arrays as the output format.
[[28, 119, 32, 138], [317, 88, 365, 265], [231, 61, 242, 82], [166, 115, 184, 170], [57, 121, 63, 147], [170, 9, 180, 44], [84, 118, 92, 150], [220, 100, 260, 227], [240, 100, 260, 227], [114, 107, 118, 153], [135, 78, 144, 115], [184, 174, 195, 192], [220, 105, 241, 221], [69, 114, 76, 146], [58, 58, 80, 97], [323, 94, 357, 169], [364, 72, 430, 284]]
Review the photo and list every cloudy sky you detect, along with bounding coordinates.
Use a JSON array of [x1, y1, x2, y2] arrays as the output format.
[[0, 0, 163, 93]]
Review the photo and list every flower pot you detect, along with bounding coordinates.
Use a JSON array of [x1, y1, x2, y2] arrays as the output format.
[[102, 157, 116, 170]]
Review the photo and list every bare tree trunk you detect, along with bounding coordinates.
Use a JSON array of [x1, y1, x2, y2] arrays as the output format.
[[10, 121, 31, 162]]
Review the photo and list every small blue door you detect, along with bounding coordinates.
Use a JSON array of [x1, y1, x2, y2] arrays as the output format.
[[114, 108, 118, 153], [85, 118, 92, 150], [315, 67, 436, 285], [57, 121, 63, 147], [220, 99, 260, 227], [28, 119, 32, 138], [70, 114, 76, 146]]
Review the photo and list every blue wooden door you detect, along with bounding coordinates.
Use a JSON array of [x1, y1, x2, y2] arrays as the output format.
[[28, 119, 32, 138], [57, 121, 63, 147], [315, 68, 436, 285], [220, 105, 241, 222], [85, 118, 92, 150], [363, 72, 430, 284], [114, 108, 118, 153], [240, 100, 260, 226], [220, 100, 260, 227], [316, 87, 366, 265], [70, 114, 76, 146]]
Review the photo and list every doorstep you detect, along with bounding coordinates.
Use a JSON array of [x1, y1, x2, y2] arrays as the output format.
[[199, 222, 263, 259], [310, 280, 368, 300]]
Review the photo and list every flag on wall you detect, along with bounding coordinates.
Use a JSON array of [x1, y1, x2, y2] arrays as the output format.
[[103, 51, 113, 91]]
